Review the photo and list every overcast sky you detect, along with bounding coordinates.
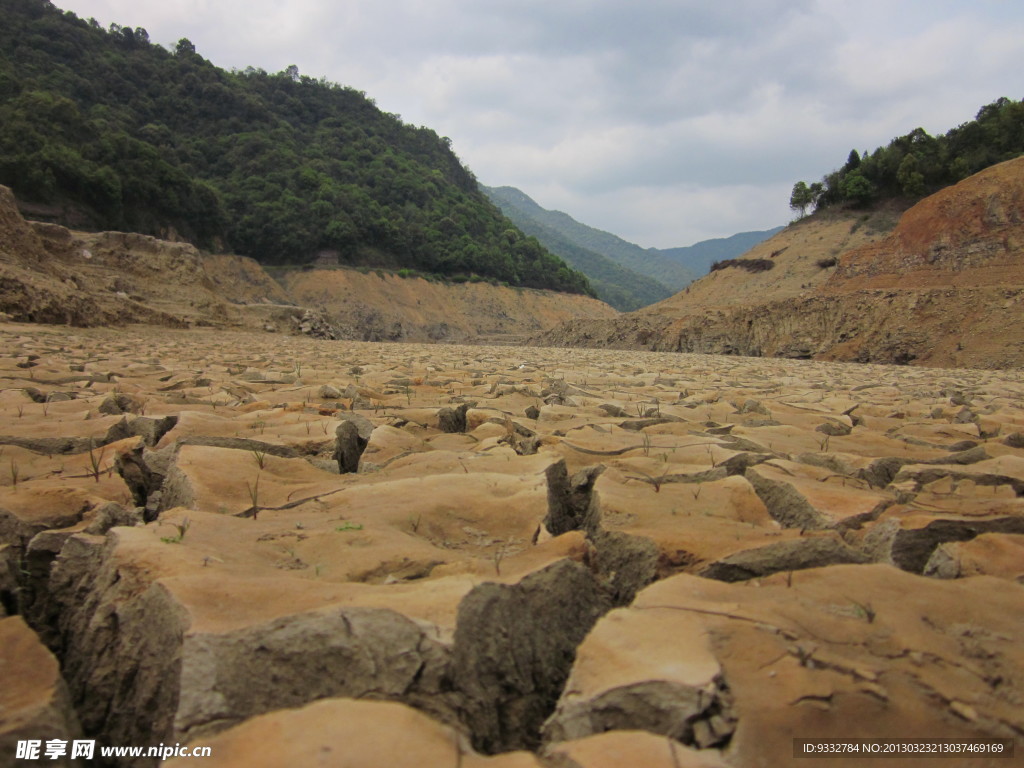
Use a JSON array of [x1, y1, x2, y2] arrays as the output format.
[[56, 0, 1024, 248]]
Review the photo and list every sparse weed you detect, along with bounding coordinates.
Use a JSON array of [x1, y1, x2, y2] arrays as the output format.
[[87, 440, 106, 482], [626, 468, 670, 493], [493, 540, 508, 576], [246, 473, 261, 519], [160, 517, 191, 544], [335, 522, 364, 532], [251, 447, 267, 470], [849, 598, 876, 623]]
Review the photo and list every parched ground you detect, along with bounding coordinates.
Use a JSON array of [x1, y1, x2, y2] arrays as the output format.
[[2, 322, 1023, 768]]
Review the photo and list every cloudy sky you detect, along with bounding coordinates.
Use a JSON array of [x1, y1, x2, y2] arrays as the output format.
[[57, 0, 1024, 248]]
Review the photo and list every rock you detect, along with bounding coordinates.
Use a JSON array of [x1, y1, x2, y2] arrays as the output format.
[[545, 565, 1024, 762], [438, 403, 471, 434], [699, 535, 871, 582], [83, 501, 142, 535], [334, 420, 368, 473], [545, 730, 729, 768], [890, 516, 1024, 573], [544, 460, 605, 536], [0, 544, 19, 616], [45, 528, 461, 755], [165, 699, 542, 768], [815, 420, 852, 437], [0, 616, 82, 766], [585, 530, 659, 606], [318, 384, 342, 399], [743, 464, 889, 531], [452, 559, 612, 754], [924, 533, 1024, 581], [542, 597, 735, 749]]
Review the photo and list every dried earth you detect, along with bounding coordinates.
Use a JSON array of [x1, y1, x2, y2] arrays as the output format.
[[0, 184, 616, 345], [1, 322, 1023, 767], [536, 156, 1024, 369]]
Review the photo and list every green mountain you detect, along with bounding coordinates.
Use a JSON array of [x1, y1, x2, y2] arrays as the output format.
[[483, 185, 672, 311], [485, 188, 698, 291], [483, 185, 782, 309], [657, 228, 784, 277], [0, 0, 593, 296]]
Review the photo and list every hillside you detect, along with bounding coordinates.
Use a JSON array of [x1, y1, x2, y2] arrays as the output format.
[[656, 227, 784, 277], [0, 185, 616, 340], [483, 186, 672, 311], [484, 186, 783, 310], [536, 156, 1024, 369], [483, 186, 698, 291], [0, 0, 591, 295], [791, 96, 1024, 214]]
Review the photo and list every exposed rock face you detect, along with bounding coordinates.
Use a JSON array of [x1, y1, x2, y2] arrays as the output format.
[[546, 566, 1024, 764], [0, 184, 615, 342], [452, 560, 611, 754], [280, 266, 617, 343], [536, 157, 1024, 368]]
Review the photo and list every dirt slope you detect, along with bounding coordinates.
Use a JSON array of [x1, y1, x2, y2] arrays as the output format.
[[282, 268, 617, 343], [0, 185, 615, 341], [537, 157, 1024, 369]]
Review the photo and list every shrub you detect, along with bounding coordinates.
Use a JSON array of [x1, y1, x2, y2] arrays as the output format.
[[709, 258, 775, 273]]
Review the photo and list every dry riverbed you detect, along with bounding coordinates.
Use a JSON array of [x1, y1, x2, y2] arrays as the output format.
[[1, 323, 1023, 767]]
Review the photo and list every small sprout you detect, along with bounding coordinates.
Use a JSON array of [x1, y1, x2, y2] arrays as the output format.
[[9, 458, 19, 490], [409, 512, 422, 533], [251, 447, 267, 470], [335, 521, 364, 532], [246, 473, 261, 518], [493, 540, 509, 576], [87, 440, 106, 482], [161, 517, 191, 544], [626, 468, 670, 493], [850, 599, 876, 623], [691, 485, 702, 501], [17, 405, 24, 418]]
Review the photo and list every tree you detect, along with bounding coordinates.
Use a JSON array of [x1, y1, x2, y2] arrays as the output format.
[[839, 170, 874, 204], [842, 149, 861, 172], [896, 154, 925, 197], [789, 181, 813, 217]]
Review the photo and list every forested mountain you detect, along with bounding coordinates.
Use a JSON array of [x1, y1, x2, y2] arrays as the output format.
[[657, 228, 784, 277], [0, 0, 593, 295], [484, 185, 782, 309], [790, 97, 1024, 215], [485, 188, 698, 291], [483, 185, 672, 311]]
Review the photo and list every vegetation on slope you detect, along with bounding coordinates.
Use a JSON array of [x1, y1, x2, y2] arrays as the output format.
[[484, 185, 671, 311], [0, 0, 593, 295], [790, 97, 1024, 215]]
